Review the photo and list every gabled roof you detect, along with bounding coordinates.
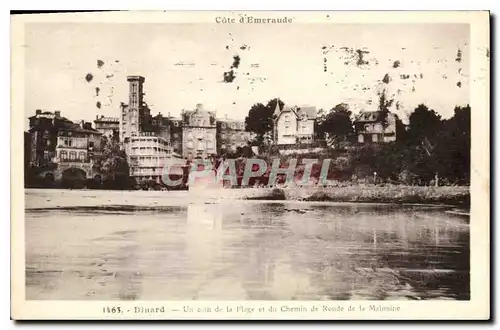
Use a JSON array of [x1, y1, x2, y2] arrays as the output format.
[[275, 104, 317, 121]]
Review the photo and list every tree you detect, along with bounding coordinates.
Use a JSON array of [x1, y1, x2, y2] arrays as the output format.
[[314, 108, 326, 139], [407, 104, 443, 145], [378, 88, 394, 127], [433, 105, 471, 184], [316, 103, 354, 142], [245, 98, 285, 142], [92, 134, 130, 186]]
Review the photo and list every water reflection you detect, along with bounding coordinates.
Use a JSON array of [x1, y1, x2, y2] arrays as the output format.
[[25, 196, 469, 300]]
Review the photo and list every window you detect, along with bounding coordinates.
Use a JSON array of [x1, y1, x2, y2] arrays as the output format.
[[69, 151, 77, 161], [79, 152, 86, 161], [59, 150, 67, 161]]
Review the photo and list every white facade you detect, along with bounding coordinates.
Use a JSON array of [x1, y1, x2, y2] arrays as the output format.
[[274, 104, 316, 145], [128, 132, 183, 183]]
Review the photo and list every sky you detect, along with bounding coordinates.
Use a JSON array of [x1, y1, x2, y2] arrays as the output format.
[[24, 22, 470, 128]]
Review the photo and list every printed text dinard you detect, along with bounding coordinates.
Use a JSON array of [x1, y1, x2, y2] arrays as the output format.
[[215, 16, 293, 24]]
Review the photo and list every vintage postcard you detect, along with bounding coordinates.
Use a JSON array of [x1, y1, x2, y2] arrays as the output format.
[[11, 11, 490, 320]]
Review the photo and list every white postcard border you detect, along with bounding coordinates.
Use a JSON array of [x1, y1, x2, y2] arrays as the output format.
[[10, 10, 490, 320]]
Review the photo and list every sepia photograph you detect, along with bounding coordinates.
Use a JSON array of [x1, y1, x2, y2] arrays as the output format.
[[10, 10, 490, 320]]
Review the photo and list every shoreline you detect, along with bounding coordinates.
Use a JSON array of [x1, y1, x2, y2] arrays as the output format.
[[25, 185, 470, 209]]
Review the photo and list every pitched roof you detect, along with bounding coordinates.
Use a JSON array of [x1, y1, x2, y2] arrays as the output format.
[[297, 106, 317, 119]]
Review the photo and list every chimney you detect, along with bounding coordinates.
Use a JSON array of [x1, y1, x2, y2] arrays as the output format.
[[54, 111, 61, 117], [35, 109, 42, 115]]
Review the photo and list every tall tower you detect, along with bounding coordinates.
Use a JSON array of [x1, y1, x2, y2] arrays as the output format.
[[127, 75, 145, 137]]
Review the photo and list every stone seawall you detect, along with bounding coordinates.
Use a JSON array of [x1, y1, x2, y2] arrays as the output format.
[[217, 185, 470, 206]]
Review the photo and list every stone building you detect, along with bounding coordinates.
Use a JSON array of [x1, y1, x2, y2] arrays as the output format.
[[181, 104, 217, 159], [27, 110, 76, 166], [354, 110, 397, 143], [55, 122, 102, 164], [273, 102, 317, 145], [216, 116, 255, 155], [94, 115, 119, 138], [26, 109, 103, 185]]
